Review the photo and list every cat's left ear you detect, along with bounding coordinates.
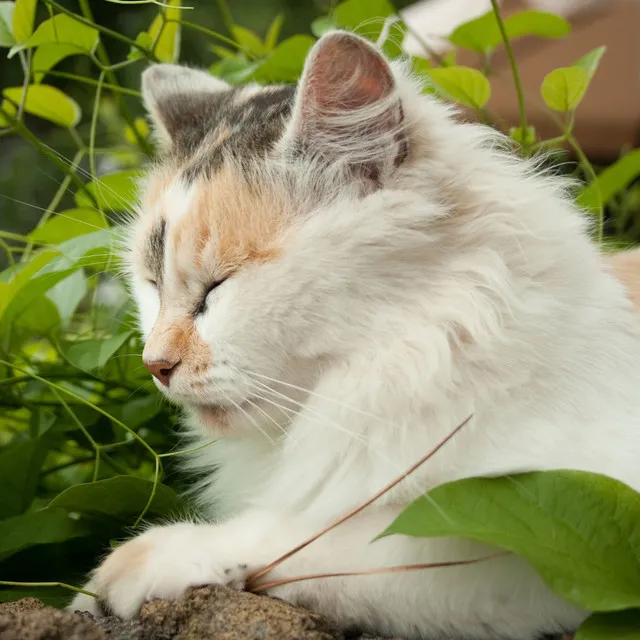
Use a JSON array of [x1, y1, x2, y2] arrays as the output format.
[[141, 64, 229, 150], [287, 31, 407, 183]]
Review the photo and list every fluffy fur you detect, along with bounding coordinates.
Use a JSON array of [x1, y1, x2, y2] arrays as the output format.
[[71, 32, 640, 639]]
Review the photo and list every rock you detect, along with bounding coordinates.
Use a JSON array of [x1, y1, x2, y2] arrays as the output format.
[[0, 586, 343, 640], [0, 590, 576, 640], [0, 606, 106, 640]]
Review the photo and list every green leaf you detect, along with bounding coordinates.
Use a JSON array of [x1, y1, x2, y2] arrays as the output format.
[[11, 0, 36, 44], [47, 269, 87, 325], [252, 35, 315, 83], [2, 85, 81, 127], [29, 208, 108, 244], [64, 331, 133, 373], [0, 2, 16, 47], [509, 125, 536, 146], [0, 432, 53, 518], [0, 509, 91, 561], [32, 43, 82, 82], [149, 0, 181, 63], [503, 10, 570, 42], [264, 13, 284, 52], [574, 46, 606, 79], [576, 611, 640, 640], [449, 9, 569, 54], [74, 169, 141, 211], [47, 476, 185, 521], [426, 67, 491, 109], [127, 30, 153, 61], [232, 25, 265, 57], [540, 66, 589, 112], [210, 57, 259, 84], [577, 149, 640, 214], [210, 45, 236, 60], [311, 16, 336, 38], [12, 293, 60, 335], [382, 470, 640, 612], [9, 13, 99, 57], [333, 0, 395, 42]]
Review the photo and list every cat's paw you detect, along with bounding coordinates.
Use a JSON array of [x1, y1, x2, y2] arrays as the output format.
[[69, 522, 253, 619]]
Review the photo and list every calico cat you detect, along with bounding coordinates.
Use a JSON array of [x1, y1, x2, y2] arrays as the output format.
[[71, 31, 640, 640]]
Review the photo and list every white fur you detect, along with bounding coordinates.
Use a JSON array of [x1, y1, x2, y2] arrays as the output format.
[[72, 35, 640, 640]]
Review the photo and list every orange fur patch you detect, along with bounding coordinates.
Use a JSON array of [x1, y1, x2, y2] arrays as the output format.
[[605, 248, 640, 309]]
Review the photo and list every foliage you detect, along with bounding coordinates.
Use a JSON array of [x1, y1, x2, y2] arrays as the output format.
[[0, 0, 639, 636]]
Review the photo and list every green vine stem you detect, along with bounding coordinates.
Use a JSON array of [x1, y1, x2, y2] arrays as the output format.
[[490, 0, 528, 148], [0, 581, 98, 599]]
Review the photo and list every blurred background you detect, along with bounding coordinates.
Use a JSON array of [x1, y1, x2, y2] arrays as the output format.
[[1, 0, 639, 250]]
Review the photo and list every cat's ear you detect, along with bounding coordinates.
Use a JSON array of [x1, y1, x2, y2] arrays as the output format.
[[141, 64, 229, 149], [288, 31, 407, 182]]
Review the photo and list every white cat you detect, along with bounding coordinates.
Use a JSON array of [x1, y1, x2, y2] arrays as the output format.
[[71, 31, 640, 639]]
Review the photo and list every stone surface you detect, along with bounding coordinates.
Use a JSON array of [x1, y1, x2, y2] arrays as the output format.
[[0, 590, 576, 640], [0, 586, 343, 640]]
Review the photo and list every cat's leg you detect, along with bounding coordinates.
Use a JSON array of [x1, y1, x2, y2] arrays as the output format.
[[70, 506, 585, 639]]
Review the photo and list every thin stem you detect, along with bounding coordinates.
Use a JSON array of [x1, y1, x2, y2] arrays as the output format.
[[215, 0, 235, 36], [0, 238, 15, 265], [0, 581, 98, 599], [77, 0, 153, 156], [0, 359, 161, 527], [0, 109, 95, 203], [246, 415, 473, 587], [17, 50, 32, 120], [33, 70, 142, 97], [490, 0, 528, 146], [158, 439, 218, 458], [89, 70, 107, 228], [251, 555, 503, 593], [568, 134, 604, 242], [176, 19, 244, 51], [41, 0, 158, 61], [22, 149, 86, 261]]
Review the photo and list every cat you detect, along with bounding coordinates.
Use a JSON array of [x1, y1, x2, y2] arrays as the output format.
[[71, 31, 640, 640]]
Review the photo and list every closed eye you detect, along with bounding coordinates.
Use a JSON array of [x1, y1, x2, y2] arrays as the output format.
[[194, 279, 227, 316]]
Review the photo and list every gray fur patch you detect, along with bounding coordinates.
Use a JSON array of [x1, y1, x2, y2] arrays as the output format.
[[161, 85, 296, 181], [145, 218, 166, 284]]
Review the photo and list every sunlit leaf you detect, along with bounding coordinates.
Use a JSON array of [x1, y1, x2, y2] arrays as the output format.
[[311, 16, 335, 38], [333, 0, 395, 42], [210, 45, 236, 60], [574, 46, 606, 79], [252, 35, 315, 83], [0, 1, 16, 47], [540, 66, 589, 112], [32, 43, 83, 82], [149, 0, 181, 63], [128, 30, 153, 61], [576, 611, 640, 640], [210, 57, 259, 84], [124, 117, 150, 144], [9, 13, 99, 57], [64, 331, 133, 373], [47, 269, 87, 325], [264, 13, 284, 52], [74, 169, 142, 211], [29, 208, 108, 244], [3, 84, 81, 127], [382, 470, 640, 611], [232, 25, 265, 57], [509, 125, 536, 146], [11, 0, 37, 44], [449, 9, 569, 54], [426, 66, 491, 109], [577, 149, 640, 214]]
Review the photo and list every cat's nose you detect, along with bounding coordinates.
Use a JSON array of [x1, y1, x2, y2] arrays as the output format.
[[143, 358, 180, 386]]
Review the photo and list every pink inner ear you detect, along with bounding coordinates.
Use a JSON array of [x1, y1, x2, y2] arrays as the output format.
[[301, 33, 395, 117]]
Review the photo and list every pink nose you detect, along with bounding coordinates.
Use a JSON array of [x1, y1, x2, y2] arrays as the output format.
[[143, 359, 180, 386]]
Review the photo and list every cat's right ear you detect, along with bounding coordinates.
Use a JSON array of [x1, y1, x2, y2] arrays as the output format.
[[141, 64, 229, 149]]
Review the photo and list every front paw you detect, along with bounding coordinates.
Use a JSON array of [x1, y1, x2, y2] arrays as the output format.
[[69, 523, 252, 619]]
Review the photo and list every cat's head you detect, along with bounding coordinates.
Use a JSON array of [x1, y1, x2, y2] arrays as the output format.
[[127, 31, 430, 435]]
